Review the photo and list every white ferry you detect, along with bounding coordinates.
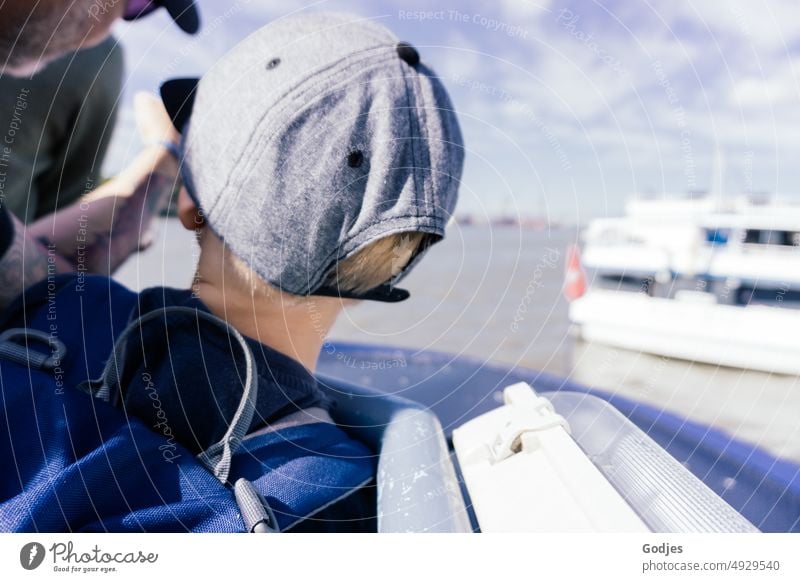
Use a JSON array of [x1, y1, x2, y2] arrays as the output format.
[[568, 195, 800, 375]]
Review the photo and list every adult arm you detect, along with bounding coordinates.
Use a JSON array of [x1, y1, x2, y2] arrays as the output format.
[[0, 93, 181, 310], [26, 144, 179, 273], [0, 205, 52, 308], [0, 145, 178, 309]]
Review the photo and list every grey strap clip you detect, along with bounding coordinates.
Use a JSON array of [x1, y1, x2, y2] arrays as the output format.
[[234, 478, 279, 533]]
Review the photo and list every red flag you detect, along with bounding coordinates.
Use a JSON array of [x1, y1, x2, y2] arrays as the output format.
[[563, 244, 586, 301]]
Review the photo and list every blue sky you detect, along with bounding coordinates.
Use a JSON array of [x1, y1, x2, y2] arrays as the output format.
[[107, 0, 800, 223]]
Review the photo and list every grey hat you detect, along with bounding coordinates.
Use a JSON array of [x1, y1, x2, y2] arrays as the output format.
[[160, 12, 464, 301]]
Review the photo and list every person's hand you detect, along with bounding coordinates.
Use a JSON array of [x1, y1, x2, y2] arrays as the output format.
[[134, 91, 180, 146]]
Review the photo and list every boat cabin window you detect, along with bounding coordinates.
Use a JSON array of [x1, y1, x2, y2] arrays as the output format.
[[737, 286, 800, 309], [742, 229, 800, 246], [597, 274, 654, 294], [704, 228, 729, 244]]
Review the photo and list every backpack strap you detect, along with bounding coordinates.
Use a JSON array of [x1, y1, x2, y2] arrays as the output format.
[[78, 306, 258, 484], [0, 328, 67, 371]]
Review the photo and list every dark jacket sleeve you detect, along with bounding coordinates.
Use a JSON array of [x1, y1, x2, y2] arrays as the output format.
[[0, 205, 13, 258]]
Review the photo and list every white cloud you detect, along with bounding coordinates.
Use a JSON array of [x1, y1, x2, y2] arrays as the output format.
[[668, 0, 800, 53], [732, 77, 791, 109], [497, 0, 553, 22]]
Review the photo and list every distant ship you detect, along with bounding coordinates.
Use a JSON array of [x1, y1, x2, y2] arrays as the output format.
[[453, 214, 552, 229], [567, 195, 800, 375]]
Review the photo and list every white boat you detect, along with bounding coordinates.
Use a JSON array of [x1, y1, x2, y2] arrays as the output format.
[[568, 195, 800, 375]]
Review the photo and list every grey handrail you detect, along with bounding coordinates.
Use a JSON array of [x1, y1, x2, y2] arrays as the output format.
[[549, 391, 758, 533], [317, 373, 471, 533]]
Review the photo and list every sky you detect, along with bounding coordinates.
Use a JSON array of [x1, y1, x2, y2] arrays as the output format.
[[106, 0, 800, 223]]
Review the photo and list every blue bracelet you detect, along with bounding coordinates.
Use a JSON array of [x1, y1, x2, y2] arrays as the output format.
[[153, 140, 182, 160], [161, 140, 182, 160]]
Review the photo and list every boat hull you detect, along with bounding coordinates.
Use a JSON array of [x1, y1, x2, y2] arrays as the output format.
[[569, 290, 800, 375]]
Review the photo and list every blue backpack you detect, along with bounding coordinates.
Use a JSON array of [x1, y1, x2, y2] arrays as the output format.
[[0, 275, 375, 532]]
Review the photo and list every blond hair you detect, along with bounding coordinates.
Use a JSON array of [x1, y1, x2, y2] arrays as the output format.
[[323, 232, 428, 294], [225, 232, 428, 299]]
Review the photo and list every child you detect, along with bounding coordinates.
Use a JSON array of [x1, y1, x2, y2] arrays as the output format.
[[0, 12, 463, 532]]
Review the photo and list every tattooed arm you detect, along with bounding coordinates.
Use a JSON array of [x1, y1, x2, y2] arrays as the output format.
[[0, 145, 179, 310], [0, 93, 180, 310], [26, 144, 179, 275], [0, 208, 57, 308]]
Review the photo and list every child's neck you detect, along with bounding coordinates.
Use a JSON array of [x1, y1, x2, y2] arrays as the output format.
[[191, 244, 344, 373]]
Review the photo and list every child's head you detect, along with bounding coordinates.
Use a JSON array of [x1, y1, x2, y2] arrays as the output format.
[[165, 12, 464, 304]]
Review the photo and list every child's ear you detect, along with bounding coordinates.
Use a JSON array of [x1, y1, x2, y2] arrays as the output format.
[[177, 186, 204, 231]]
